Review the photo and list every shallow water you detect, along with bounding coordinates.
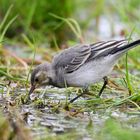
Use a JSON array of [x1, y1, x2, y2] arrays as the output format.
[[1, 85, 139, 139]]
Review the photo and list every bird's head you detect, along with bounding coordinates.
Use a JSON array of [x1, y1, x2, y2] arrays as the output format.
[[29, 62, 52, 94]]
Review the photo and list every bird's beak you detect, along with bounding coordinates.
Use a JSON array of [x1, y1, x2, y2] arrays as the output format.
[[29, 85, 36, 95]]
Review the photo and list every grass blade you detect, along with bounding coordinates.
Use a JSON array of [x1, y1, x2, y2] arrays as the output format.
[[49, 13, 82, 40], [0, 15, 18, 44], [0, 5, 13, 32]]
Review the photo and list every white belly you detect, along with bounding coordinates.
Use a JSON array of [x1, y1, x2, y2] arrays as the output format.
[[65, 56, 117, 87]]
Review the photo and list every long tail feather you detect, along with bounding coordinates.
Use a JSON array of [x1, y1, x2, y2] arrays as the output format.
[[110, 39, 140, 54]]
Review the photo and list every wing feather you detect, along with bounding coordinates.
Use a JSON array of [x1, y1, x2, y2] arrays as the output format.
[[52, 44, 91, 73], [89, 39, 128, 60], [52, 39, 128, 74]]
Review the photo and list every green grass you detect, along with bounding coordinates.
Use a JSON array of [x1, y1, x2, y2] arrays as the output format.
[[0, 0, 77, 45], [49, 13, 83, 42], [0, 5, 17, 46], [97, 118, 140, 140]]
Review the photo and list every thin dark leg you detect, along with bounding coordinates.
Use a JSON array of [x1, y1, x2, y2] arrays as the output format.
[[98, 76, 108, 97], [69, 86, 88, 104]]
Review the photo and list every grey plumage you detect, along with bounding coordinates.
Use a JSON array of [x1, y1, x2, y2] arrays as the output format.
[[30, 39, 140, 94], [31, 62, 51, 86]]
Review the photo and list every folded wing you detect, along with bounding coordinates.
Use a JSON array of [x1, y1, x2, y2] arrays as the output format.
[[52, 39, 128, 73], [52, 44, 91, 73]]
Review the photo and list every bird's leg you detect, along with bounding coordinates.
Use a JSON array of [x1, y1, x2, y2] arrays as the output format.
[[69, 86, 89, 104], [98, 76, 108, 97]]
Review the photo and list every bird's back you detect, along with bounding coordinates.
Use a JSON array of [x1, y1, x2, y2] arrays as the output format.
[[51, 39, 140, 87], [52, 40, 128, 71]]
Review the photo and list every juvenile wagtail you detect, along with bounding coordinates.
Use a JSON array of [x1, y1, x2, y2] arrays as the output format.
[[29, 39, 140, 103]]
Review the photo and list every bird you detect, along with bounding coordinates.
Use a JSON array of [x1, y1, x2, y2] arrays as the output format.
[[29, 39, 140, 103]]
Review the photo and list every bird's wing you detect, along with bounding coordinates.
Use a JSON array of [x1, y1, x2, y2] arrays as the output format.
[[52, 44, 91, 73], [52, 39, 128, 73], [89, 39, 128, 60]]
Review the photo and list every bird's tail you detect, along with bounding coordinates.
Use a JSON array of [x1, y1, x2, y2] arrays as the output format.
[[110, 39, 140, 55]]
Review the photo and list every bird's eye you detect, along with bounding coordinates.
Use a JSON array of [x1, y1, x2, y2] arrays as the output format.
[[35, 78, 39, 82]]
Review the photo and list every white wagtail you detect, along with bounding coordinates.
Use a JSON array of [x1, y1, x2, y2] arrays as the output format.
[[29, 39, 140, 103]]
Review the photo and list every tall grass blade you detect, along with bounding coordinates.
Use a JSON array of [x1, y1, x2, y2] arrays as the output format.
[[49, 13, 82, 40], [0, 5, 13, 32], [0, 15, 17, 43], [125, 27, 135, 95]]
